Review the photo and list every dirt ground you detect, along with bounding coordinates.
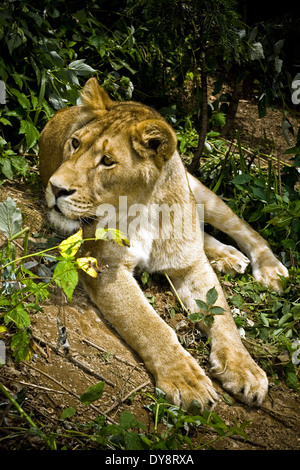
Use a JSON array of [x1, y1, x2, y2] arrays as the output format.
[[0, 99, 299, 450]]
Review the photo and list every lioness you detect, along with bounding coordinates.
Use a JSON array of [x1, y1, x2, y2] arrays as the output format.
[[39, 78, 288, 410]]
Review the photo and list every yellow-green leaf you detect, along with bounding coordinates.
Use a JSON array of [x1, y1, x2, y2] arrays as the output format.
[[77, 257, 99, 278], [95, 227, 130, 247], [59, 229, 83, 259]]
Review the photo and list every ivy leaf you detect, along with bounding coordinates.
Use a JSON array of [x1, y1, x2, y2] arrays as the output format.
[[80, 382, 105, 405], [0, 197, 22, 239]]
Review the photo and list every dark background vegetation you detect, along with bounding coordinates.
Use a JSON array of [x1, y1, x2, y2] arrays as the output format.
[[1, 0, 299, 253]]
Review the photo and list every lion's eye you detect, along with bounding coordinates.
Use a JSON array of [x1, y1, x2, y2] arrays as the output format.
[[101, 155, 114, 167], [71, 138, 80, 149]]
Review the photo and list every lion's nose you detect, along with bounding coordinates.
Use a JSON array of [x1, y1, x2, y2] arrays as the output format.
[[50, 182, 76, 200]]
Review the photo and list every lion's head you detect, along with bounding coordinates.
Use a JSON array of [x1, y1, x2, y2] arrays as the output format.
[[39, 78, 177, 233]]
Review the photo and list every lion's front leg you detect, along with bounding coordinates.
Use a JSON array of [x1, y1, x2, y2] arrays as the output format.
[[188, 174, 288, 293], [169, 256, 268, 406], [80, 265, 218, 411]]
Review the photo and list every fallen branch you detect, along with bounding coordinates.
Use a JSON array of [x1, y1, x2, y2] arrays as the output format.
[[82, 338, 145, 372], [32, 334, 115, 387]]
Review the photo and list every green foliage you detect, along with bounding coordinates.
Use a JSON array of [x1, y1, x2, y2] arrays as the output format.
[[188, 287, 225, 327], [0, 198, 130, 361], [0, 0, 143, 159], [50, 387, 248, 450], [0, 198, 50, 362], [0, 142, 29, 183], [80, 381, 105, 406], [190, 127, 299, 391]]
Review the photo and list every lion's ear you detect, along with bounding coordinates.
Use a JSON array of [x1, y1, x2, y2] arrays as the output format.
[[132, 119, 177, 167], [80, 78, 113, 110]]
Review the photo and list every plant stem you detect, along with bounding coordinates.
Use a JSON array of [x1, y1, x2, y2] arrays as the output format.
[[164, 272, 190, 315], [0, 382, 57, 450]]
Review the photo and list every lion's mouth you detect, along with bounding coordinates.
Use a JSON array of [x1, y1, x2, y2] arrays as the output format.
[[53, 204, 95, 227]]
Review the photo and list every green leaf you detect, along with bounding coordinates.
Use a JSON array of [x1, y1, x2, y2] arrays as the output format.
[[4, 306, 31, 329], [284, 145, 300, 155], [58, 229, 82, 259], [10, 155, 29, 176], [231, 174, 250, 185], [278, 313, 292, 327], [268, 213, 293, 227], [284, 361, 298, 390], [230, 294, 244, 308], [194, 299, 208, 311], [124, 432, 146, 450], [249, 185, 267, 202], [260, 313, 269, 327], [53, 259, 78, 302], [10, 89, 31, 109], [222, 393, 234, 406], [119, 410, 145, 430], [188, 312, 204, 323], [209, 306, 225, 315], [0, 157, 14, 179], [10, 330, 30, 363], [19, 120, 40, 149], [206, 287, 218, 306], [0, 197, 22, 239], [204, 315, 215, 327], [7, 32, 24, 54], [0, 117, 12, 126], [69, 59, 97, 76], [49, 50, 64, 67], [60, 407, 76, 419], [80, 382, 105, 405]]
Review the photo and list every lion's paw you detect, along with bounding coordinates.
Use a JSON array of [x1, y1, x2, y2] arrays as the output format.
[[210, 245, 250, 276], [156, 355, 219, 411], [210, 346, 268, 406], [252, 256, 289, 294]]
